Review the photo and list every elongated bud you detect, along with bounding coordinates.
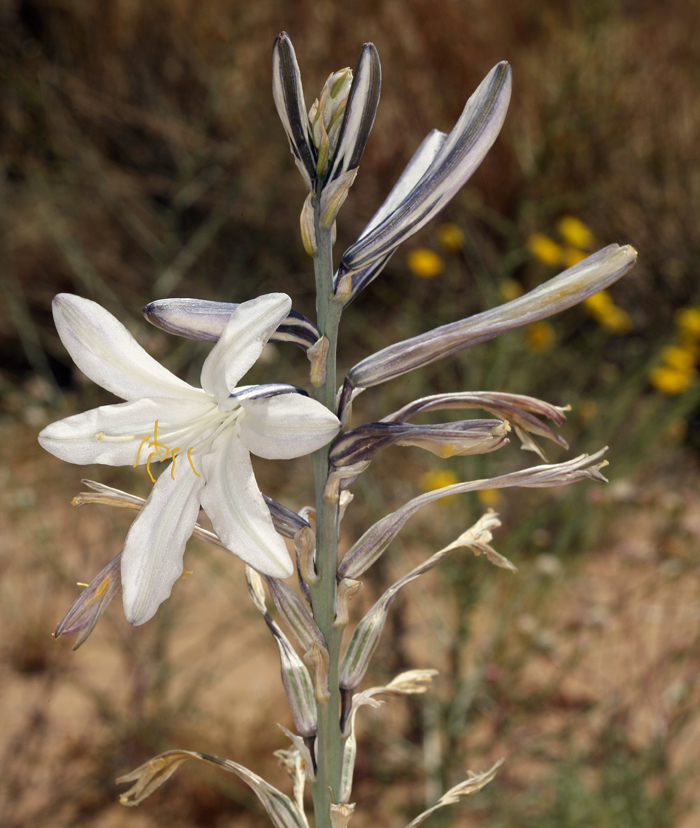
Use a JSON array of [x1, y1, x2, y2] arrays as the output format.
[[55, 553, 121, 649], [338, 449, 608, 580], [304, 640, 331, 703], [330, 420, 509, 470], [337, 62, 510, 291], [276, 629, 318, 737], [348, 245, 638, 390], [272, 33, 317, 191], [143, 298, 321, 352], [383, 391, 570, 460], [334, 579, 363, 628], [324, 43, 381, 189], [266, 576, 327, 651], [245, 567, 317, 738]]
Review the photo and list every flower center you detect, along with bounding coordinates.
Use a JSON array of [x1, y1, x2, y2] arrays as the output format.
[[94, 403, 243, 483]]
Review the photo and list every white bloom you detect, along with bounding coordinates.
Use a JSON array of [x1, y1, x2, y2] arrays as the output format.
[[39, 293, 340, 625]]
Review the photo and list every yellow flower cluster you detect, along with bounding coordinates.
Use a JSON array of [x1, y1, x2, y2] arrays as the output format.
[[583, 290, 632, 335], [649, 307, 700, 395], [406, 223, 465, 279], [407, 248, 445, 278], [526, 215, 593, 269]]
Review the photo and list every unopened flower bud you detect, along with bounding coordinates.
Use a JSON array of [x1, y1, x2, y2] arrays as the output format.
[[310, 68, 353, 176]]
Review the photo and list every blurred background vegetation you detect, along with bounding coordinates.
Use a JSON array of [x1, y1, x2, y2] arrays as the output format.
[[2, 0, 700, 826]]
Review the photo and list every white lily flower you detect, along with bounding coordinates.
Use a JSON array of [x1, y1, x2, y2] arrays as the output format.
[[39, 293, 340, 625]]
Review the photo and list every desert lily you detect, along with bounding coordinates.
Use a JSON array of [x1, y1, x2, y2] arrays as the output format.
[[39, 293, 339, 625], [44, 31, 640, 828]]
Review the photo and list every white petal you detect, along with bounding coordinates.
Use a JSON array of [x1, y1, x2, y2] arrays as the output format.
[[238, 392, 340, 459], [121, 463, 205, 625], [53, 294, 204, 401], [200, 294, 292, 405], [38, 397, 216, 465], [200, 431, 293, 578]]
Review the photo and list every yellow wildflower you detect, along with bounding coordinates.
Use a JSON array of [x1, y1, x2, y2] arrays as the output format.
[[477, 488, 502, 507], [407, 248, 445, 278], [499, 278, 523, 302], [584, 290, 614, 314], [649, 366, 695, 395], [562, 247, 587, 268], [526, 233, 563, 266], [422, 469, 459, 491], [525, 321, 555, 352], [676, 307, 700, 341], [584, 290, 632, 334], [597, 306, 632, 335], [661, 345, 697, 373], [436, 223, 466, 251], [556, 216, 595, 250]]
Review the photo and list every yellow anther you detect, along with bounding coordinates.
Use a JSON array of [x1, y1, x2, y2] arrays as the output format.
[[94, 431, 105, 440], [76, 582, 89, 588], [134, 432, 152, 467], [146, 452, 157, 483], [187, 447, 200, 477], [170, 447, 181, 479], [181, 569, 193, 578], [149, 419, 168, 459]]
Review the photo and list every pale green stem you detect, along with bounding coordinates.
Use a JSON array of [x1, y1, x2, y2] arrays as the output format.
[[309, 196, 345, 828]]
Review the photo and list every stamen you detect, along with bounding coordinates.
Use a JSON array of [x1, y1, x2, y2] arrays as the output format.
[[146, 452, 157, 483], [181, 569, 193, 578], [76, 582, 89, 588], [95, 431, 105, 441], [134, 433, 152, 467], [149, 419, 168, 459], [170, 447, 181, 479], [187, 447, 200, 477]]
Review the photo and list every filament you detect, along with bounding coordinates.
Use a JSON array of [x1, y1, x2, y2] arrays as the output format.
[[133, 433, 152, 467], [170, 447, 180, 479], [146, 452, 157, 483], [187, 447, 200, 477]]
